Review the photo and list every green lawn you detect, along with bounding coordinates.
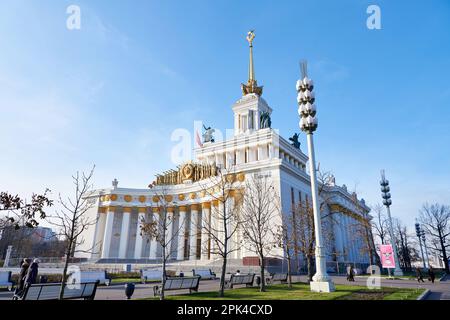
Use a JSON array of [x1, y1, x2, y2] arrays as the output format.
[[143, 283, 424, 300]]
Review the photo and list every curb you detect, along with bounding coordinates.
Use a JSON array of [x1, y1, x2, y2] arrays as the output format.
[[416, 289, 431, 300]]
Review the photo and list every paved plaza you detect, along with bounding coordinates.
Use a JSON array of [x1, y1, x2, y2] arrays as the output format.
[[0, 275, 448, 300]]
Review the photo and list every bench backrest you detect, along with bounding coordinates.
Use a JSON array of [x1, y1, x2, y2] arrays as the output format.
[[192, 269, 214, 279], [230, 274, 255, 285], [141, 269, 163, 280], [272, 273, 288, 281], [164, 276, 200, 290], [67, 271, 108, 285], [22, 282, 98, 300], [0, 271, 12, 283]]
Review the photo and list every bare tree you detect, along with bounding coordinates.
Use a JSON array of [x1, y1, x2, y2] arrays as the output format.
[[419, 203, 450, 274], [275, 213, 295, 288], [240, 174, 281, 292], [139, 185, 185, 300], [371, 204, 388, 245], [198, 166, 241, 297], [47, 167, 97, 300]]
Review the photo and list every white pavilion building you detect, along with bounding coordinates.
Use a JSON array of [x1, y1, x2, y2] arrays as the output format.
[[77, 33, 373, 271]]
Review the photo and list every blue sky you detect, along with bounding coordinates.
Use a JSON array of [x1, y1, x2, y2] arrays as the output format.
[[0, 0, 449, 232]]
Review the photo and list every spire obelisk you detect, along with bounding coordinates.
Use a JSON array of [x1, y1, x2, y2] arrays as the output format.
[[241, 30, 263, 96]]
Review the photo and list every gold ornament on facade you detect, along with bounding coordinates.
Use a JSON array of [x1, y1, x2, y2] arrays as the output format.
[[139, 196, 146, 203], [189, 192, 197, 200], [226, 174, 235, 183], [178, 194, 186, 201], [124, 195, 132, 202], [200, 190, 206, 198], [237, 172, 245, 182], [110, 194, 118, 201], [154, 162, 219, 186], [152, 195, 160, 203], [104, 195, 110, 201], [164, 195, 174, 202]]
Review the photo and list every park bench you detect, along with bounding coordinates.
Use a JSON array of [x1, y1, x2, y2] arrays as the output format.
[[0, 271, 13, 291], [67, 270, 111, 286], [153, 276, 200, 296], [267, 273, 288, 284], [140, 269, 163, 284], [16, 281, 99, 300], [225, 274, 255, 289], [192, 269, 217, 280]]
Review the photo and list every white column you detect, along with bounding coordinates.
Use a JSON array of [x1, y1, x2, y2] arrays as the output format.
[[177, 206, 187, 260], [101, 207, 115, 259], [149, 208, 159, 259], [118, 207, 132, 259], [134, 207, 147, 259], [166, 209, 174, 259], [189, 205, 199, 260], [201, 203, 211, 260], [93, 208, 107, 258], [210, 201, 220, 260]]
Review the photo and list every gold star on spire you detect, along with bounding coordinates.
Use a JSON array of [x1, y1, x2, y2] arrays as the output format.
[[241, 30, 263, 96]]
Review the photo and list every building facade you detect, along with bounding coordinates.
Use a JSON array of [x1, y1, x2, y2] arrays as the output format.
[[77, 34, 372, 269]]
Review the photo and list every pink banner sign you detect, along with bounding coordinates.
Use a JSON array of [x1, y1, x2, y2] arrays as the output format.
[[380, 244, 396, 268]]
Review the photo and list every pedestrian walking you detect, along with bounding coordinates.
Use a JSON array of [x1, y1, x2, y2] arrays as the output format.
[[428, 266, 435, 284], [24, 258, 40, 286], [416, 267, 425, 283], [14, 258, 32, 297]]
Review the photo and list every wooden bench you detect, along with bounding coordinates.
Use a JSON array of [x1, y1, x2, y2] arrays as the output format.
[[140, 269, 163, 284], [192, 269, 217, 280], [267, 273, 288, 284], [67, 270, 111, 286], [225, 274, 255, 289], [153, 276, 200, 296], [16, 281, 99, 300], [0, 271, 13, 291]]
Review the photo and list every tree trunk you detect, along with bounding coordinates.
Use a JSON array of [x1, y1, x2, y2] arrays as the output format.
[[59, 242, 72, 300], [286, 252, 292, 289], [161, 245, 166, 300], [259, 252, 266, 292], [307, 255, 314, 282], [439, 233, 450, 274], [219, 254, 227, 297]]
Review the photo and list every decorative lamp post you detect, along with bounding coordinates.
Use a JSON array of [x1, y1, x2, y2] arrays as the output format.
[[297, 61, 335, 292], [415, 222, 427, 269], [421, 229, 430, 269], [380, 170, 403, 276]]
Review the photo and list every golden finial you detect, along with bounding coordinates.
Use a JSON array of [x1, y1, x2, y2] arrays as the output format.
[[241, 30, 263, 96]]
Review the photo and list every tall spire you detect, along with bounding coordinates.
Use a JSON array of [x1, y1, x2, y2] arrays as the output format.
[[241, 30, 263, 96]]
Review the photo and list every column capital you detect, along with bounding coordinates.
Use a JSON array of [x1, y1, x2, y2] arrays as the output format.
[[138, 207, 147, 213], [212, 200, 219, 207], [98, 207, 107, 213], [179, 205, 187, 212], [106, 206, 117, 212], [167, 206, 175, 213], [202, 202, 211, 209], [152, 207, 160, 213], [123, 207, 132, 213], [190, 204, 200, 211]]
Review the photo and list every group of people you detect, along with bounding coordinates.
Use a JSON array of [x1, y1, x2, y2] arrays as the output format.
[[14, 258, 40, 298], [416, 266, 436, 283]]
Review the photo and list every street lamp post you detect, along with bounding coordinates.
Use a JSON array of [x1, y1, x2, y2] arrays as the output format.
[[421, 229, 430, 269], [415, 222, 427, 269], [415, 223, 427, 269], [380, 170, 403, 276], [297, 61, 335, 293]]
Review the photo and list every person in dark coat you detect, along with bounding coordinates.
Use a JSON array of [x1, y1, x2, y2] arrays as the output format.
[[346, 265, 354, 281], [24, 258, 40, 285], [15, 258, 31, 296], [416, 267, 425, 283], [428, 266, 435, 284]]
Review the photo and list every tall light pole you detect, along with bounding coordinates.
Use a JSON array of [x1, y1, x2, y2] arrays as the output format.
[[380, 170, 403, 276], [421, 229, 430, 269], [415, 222, 427, 269], [297, 61, 335, 292]]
